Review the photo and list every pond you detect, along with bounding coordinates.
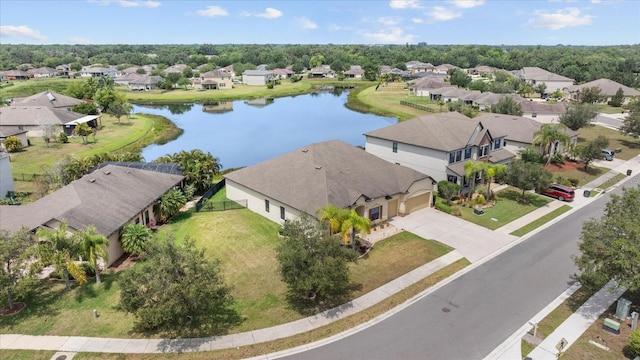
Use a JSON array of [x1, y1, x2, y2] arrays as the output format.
[[136, 90, 397, 170]]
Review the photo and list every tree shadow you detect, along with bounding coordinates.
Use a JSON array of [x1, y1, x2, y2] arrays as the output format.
[[284, 282, 363, 317], [619, 139, 640, 150], [0, 279, 65, 329]]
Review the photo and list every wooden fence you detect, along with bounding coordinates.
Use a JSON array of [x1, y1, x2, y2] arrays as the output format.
[[400, 100, 435, 112]]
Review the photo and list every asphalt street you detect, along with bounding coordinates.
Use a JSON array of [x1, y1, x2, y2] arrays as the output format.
[[278, 183, 626, 360]]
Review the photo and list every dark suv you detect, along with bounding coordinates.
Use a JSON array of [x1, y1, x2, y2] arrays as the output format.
[[540, 184, 575, 202]]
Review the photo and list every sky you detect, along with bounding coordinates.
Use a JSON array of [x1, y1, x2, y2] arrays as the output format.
[[0, 0, 639, 46]]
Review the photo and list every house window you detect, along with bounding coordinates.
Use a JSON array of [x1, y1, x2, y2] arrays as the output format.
[[449, 150, 462, 164], [265, 199, 270, 212], [369, 206, 382, 221], [493, 138, 502, 150], [392, 141, 398, 153], [478, 145, 489, 157], [280, 206, 285, 220], [464, 147, 472, 160], [447, 175, 458, 184], [144, 209, 149, 224]]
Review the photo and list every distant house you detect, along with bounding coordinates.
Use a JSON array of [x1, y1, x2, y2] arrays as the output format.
[[465, 65, 498, 77], [225, 140, 435, 225], [11, 91, 85, 110], [242, 69, 276, 86], [433, 64, 459, 75], [56, 64, 71, 77], [272, 68, 295, 79], [406, 61, 435, 74], [344, 65, 365, 79], [309, 65, 335, 78], [472, 93, 524, 112], [518, 100, 566, 124], [80, 66, 119, 78], [364, 112, 515, 190], [0, 164, 184, 267], [475, 113, 577, 155], [566, 78, 640, 104], [0, 106, 99, 137], [27, 67, 58, 78], [515, 67, 575, 94], [164, 64, 188, 75], [1, 70, 30, 81], [193, 70, 233, 90], [128, 75, 164, 91], [409, 77, 450, 97]]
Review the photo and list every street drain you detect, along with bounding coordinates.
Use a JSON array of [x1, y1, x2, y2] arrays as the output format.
[[56, 356, 67, 360], [442, 307, 451, 313]]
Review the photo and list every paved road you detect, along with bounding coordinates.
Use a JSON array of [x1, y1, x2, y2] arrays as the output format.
[[277, 184, 624, 360]]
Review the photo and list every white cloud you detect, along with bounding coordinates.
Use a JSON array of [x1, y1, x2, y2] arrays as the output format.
[[427, 6, 462, 21], [389, 0, 421, 9], [297, 17, 318, 29], [256, 8, 283, 19], [89, 0, 160, 8], [362, 27, 415, 43], [329, 24, 353, 31], [378, 17, 401, 26], [529, 7, 593, 30], [69, 36, 93, 44], [412, 18, 424, 23], [196, 5, 228, 17], [448, 0, 485, 8], [0, 25, 47, 41]]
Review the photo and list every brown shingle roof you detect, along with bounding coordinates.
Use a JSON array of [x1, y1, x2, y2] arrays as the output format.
[[566, 78, 640, 97], [11, 91, 84, 108], [224, 140, 432, 215], [365, 112, 480, 152]]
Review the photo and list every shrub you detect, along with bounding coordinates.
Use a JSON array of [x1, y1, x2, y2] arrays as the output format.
[[451, 207, 462, 217], [58, 132, 69, 143], [3, 136, 23, 152], [568, 178, 580, 187], [550, 152, 565, 164], [627, 330, 640, 357], [435, 198, 452, 214], [266, 82, 275, 89], [470, 193, 486, 205]]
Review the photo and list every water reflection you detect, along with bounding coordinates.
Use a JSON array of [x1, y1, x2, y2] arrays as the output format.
[[137, 90, 396, 170]]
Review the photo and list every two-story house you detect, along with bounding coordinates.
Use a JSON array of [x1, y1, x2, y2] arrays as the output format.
[[514, 67, 575, 95], [193, 70, 233, 90], [364, 112, 515, 191]]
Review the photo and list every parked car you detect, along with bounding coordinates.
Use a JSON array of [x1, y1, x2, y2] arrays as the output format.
[[601, 149, 614, 161], [540, 183, 575, 202]]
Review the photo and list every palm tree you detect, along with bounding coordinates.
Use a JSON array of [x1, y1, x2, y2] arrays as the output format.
[[77, 225, 108, 284], [159, 188, 187, 223], [120, 223, 153, 257], [533, 124, 570, 165], [35, 222, 87, 291], [482, 163, 507, 200], [317, 204, 345, 237], [464, 161, 484, 196], [340, 209, 371, 250]]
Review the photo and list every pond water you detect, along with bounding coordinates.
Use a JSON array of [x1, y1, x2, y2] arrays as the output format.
[[136, 90, 397, 170]]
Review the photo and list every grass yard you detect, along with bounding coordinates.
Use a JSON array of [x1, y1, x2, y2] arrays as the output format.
[[510, 205, 572, 237], [578, 125, 640, 161], [350, 82, 443, 121], [457, 189, 551, 230], [0, 350, 56, 360], [545, 160, 609, 188], [593, 173, 628, 190], [0, 78, 84, 98]]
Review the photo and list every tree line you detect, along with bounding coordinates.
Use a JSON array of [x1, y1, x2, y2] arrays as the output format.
[[1, 43, 639, 87]]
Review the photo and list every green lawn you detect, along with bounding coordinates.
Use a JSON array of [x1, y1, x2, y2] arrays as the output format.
[[578, 125, 640, 160], [593, 173, 627, 190], [547, 162, 609, 188], [351, 83, 443, 121], [457, 189, 551, 230], [2, 199, 453, 337], [0, 350, 56, 360], [510, 205, 572, 236]]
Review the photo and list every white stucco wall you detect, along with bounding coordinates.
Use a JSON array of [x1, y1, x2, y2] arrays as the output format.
[[536, 80, 573, 94], [243, 75, 267, 86], [226, 179, 302, 224], [365, 136, 447, 182]]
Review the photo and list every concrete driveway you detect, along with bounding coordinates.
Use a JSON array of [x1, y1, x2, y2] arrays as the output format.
[[390, 207, 518, 263], [592, 157, 626, 170]]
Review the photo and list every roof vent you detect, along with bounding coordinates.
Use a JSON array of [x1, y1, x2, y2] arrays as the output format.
[[104, 170, 111, 175], [46, 93, 56, 101], [302, 148, 309, 153], [315, 165, 322, 170], [89, 178, 96, 183]]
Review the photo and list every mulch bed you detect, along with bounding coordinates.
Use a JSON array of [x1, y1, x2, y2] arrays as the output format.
[[0, 302, 26, 316], [545, 160, 584, 172], [108, 253, 138, 272]]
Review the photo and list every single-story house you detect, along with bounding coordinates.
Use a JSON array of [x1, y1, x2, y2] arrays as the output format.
[[163, 64, 188, 75], [80, 66, 119, 78], [0, 70, 30, 81], [0, 106, 99, 137], [474, 113, 577, 155], [344, 65, 365, 79], [514, 67, 575, 94], [406, 61, 435, 74], [224, 140, 435, 225], [565, 78, 640, 104], [272, 68, 295, 79], [193, 70, 233, 90], [128, 75, 164, 91], [27, 67, 58, 78], [242, 70, 276, 86], [309, 65, 336, 78], [409, 78, 450, 97], [433, 64, 459, 75], [364, 112, 515, 190], [0, 164, 184, 267], [465, 65, 498, 77], [11, 91, 85, 110], [518, 100, 566, 124]]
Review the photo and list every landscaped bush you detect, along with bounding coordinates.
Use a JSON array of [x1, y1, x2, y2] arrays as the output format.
[[627, 330, 640, 357], [568, 178, 580, 187], [3, 136, 23, 152], [435, 197, 452, 214], [58, 132, 69, 143], [451, 206, 462, 217], [470, 193, 486, 205]]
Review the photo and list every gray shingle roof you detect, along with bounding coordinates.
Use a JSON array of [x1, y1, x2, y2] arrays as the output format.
[[0, 165, 184, 236], [11, 91, 84, 109], [566, 78, 640, 97], [476, 113, 577, 145], [365, 112, 480, 152], [224, 140, 432, 215], [519, 67, 575, 82], [0, 106, 88, 127]]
